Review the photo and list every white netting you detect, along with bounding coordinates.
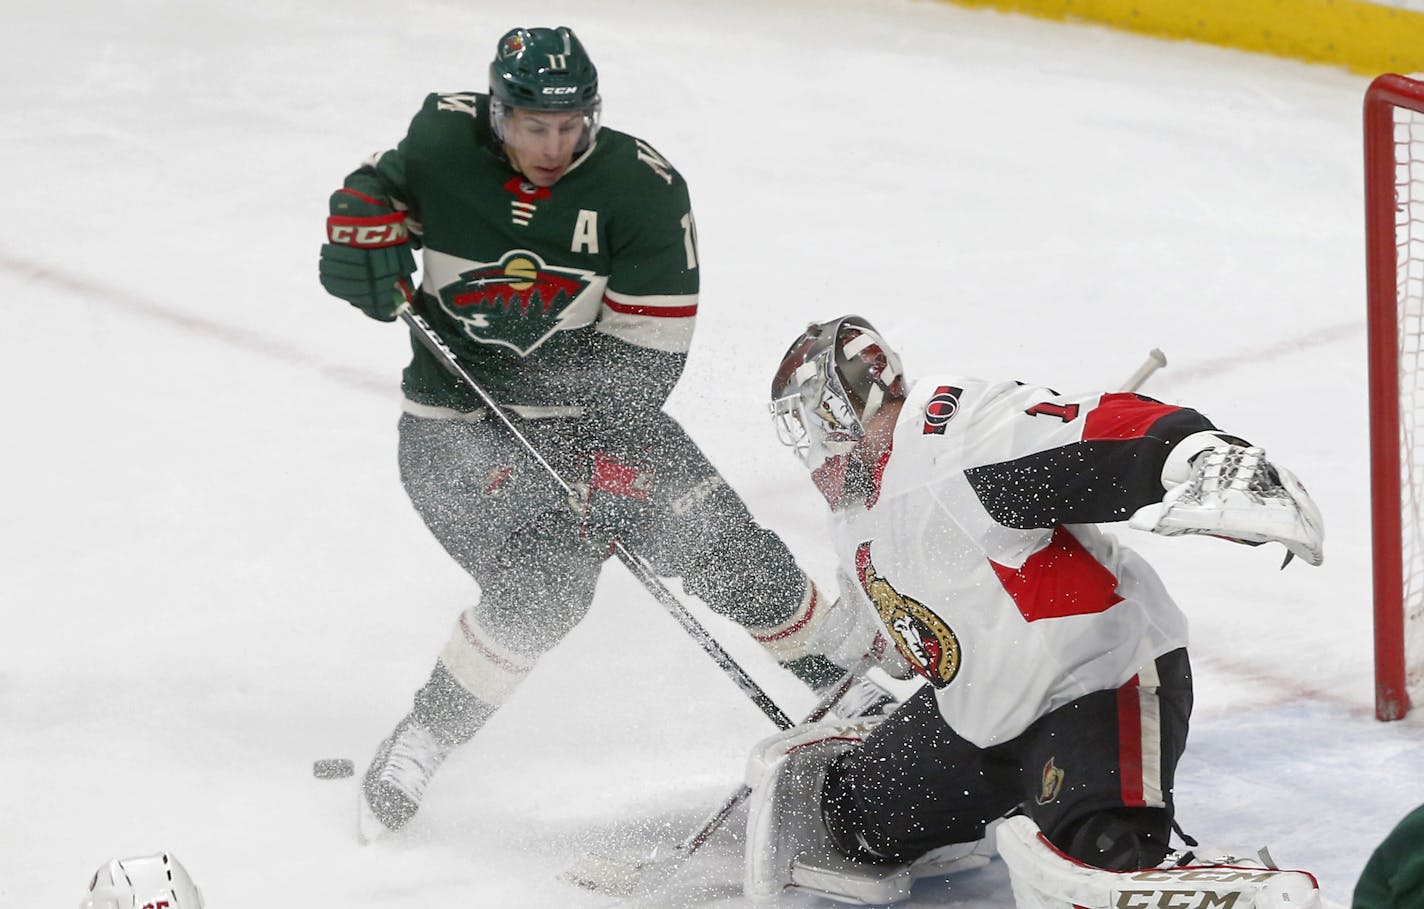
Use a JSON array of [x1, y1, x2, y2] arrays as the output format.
[[1394, 97, 1424, 701]]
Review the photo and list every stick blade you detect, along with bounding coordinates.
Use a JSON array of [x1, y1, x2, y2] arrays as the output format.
[[559, 845, 687, 897]]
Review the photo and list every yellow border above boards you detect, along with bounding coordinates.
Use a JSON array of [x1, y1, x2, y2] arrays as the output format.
[[940, 0, 1424, 74]]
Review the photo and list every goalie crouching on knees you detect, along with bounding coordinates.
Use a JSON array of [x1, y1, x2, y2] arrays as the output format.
[[743, 315, 1325, 908]]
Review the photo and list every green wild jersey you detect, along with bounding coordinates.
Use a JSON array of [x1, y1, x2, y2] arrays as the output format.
[[343, 91, 699, 415]]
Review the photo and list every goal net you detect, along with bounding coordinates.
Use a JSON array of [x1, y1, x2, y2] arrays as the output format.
[[1366, 73, 1424, 721]]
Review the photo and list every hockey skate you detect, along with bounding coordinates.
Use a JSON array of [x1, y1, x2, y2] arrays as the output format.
[[358, 715, 454, 843]]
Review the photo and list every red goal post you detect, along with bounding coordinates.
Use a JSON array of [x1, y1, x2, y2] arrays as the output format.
[[1366, 73, 1424, 721]]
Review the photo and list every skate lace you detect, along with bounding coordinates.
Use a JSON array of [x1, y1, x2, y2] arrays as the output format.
[[377, 721, 451, 800]]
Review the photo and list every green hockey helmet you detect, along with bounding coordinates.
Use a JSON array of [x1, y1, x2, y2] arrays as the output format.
[[489, 27, 602, 150]]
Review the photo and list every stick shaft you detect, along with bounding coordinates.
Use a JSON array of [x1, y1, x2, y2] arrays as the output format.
[[1119, 348, 1167, 393]]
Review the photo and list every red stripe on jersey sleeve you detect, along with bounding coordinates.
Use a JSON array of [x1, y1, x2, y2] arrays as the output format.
[[601, 294, 698, 318], [1116, 678, 1147, 806], [989, 526, 1124, 621], [1082, 393, 1182, 441]]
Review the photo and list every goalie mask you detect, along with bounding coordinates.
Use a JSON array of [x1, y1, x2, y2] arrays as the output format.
[[80, 853, 204, 909], [770, 316, 906, 499], [488, 26, 602, 155]]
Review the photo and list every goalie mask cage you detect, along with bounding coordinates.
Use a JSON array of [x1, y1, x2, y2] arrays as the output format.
[[1366, 73, 1424, 721]]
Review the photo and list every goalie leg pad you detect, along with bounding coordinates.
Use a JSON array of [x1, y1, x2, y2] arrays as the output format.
[[745, 719, 914, 905], [744, 718, 886, 792], [744, 718, 988, 905], [996, 815, 1322, 909]]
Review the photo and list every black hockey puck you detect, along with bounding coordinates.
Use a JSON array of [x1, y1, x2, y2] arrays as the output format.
[[313, 758, 355, 779]]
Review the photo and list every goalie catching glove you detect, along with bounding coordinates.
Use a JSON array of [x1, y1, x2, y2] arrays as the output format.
[[319, 188, 416, 322], [1128, 432, 1323, 567]]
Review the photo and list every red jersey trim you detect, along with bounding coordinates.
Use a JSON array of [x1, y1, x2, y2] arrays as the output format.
[[1116, 676, 1147, 807], [989, 526, 1124, 621], [601, 294, 698, 318], [1082, 393, 1182, 441]]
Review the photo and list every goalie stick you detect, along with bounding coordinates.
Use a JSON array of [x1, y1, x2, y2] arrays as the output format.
[[1120, 348, 1167, 393], [397, 302, 795, 729], [558, 655, 877, 898]]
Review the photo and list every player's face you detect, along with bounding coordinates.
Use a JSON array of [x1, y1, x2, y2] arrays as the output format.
[[502, 108, 588, 186]]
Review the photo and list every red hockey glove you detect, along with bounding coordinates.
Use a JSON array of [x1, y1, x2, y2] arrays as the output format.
[[319, 189, 416, 322]]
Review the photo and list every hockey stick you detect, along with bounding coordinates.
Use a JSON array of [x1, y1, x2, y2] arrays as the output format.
[[397, 304, 794, 729], [1120, 348, 1167, 393], [558, 655, 876, 897]]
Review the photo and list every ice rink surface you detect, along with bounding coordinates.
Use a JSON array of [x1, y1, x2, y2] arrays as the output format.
[[2, 0, 1419, 906]]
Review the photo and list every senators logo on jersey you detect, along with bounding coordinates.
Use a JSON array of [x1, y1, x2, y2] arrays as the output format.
[[923, 385, 963, 435], [1036, 757, 1065, 805], [438, 250, 596, 356], [855, 542, 961, 687]]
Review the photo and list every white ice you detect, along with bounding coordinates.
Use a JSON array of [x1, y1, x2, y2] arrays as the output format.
[[2, 0, 1418, 906]]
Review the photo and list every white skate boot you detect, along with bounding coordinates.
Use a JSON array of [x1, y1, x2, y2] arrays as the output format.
[[358, 715, 454, 843]]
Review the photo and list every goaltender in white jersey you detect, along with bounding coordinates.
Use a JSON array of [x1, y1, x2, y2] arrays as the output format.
[[745, 315, 1326, 908], [830, 372, 1193, 750]]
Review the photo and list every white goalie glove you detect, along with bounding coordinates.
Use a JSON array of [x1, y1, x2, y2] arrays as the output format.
[[1128, 432, 1323, 567]]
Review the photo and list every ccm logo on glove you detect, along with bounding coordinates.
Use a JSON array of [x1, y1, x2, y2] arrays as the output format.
[[319, 188, 416, 322], [327, 212, 409, 248]]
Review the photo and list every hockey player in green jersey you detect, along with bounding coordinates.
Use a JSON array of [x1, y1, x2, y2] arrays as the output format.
[[318, 26, 901, 842]]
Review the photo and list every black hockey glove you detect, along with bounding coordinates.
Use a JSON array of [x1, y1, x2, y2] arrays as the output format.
[[319, 189, 416, 322]]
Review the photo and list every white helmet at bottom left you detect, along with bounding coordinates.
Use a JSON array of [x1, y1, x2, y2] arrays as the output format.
[[80, 852, 204, 909]]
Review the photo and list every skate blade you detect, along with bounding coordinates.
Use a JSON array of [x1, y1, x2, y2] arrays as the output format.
[[356, 795, 393, 845]]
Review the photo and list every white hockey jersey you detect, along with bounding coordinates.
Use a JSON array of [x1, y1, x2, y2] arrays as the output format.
[[829, 375, 1218, 749]]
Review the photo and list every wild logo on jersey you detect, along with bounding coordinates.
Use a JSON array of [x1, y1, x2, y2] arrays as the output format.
[[438, 250, 595, 356], [855, 542, 961, 687]]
